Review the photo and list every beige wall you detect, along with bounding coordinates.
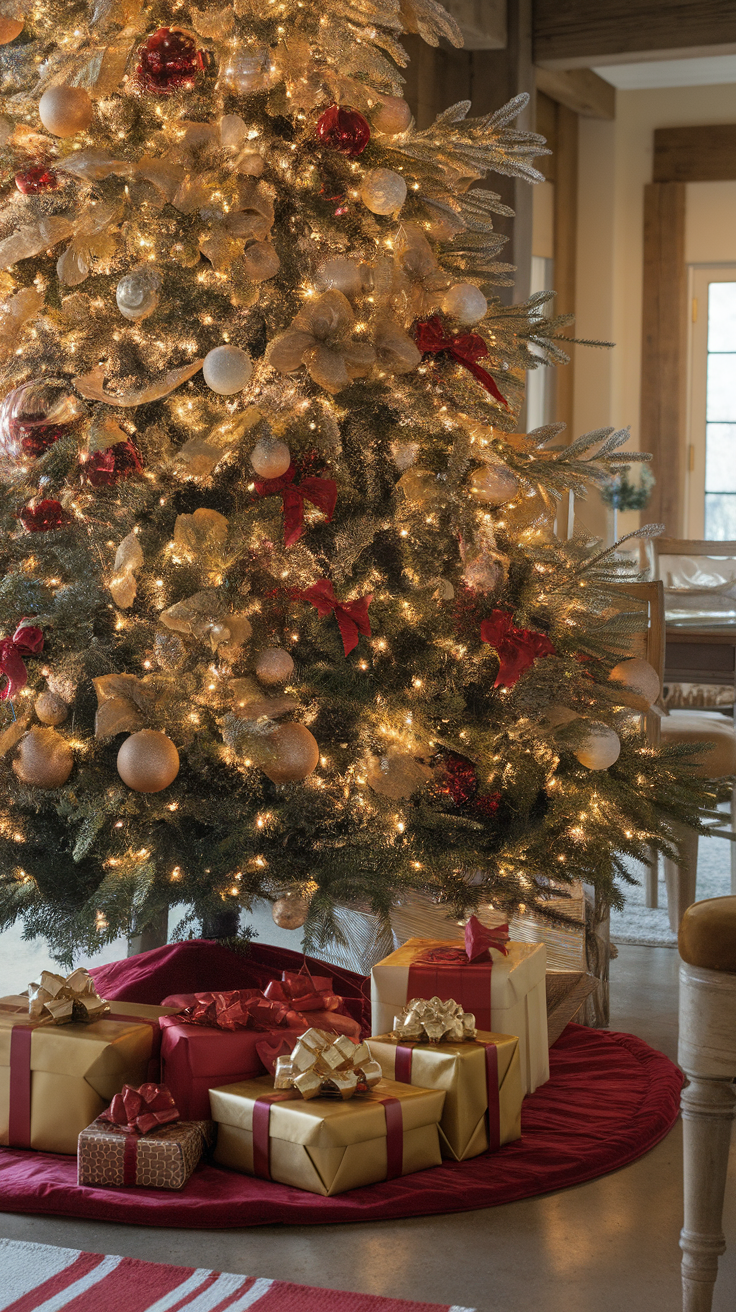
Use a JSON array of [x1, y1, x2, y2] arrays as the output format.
[[572, 82, 736, 541]]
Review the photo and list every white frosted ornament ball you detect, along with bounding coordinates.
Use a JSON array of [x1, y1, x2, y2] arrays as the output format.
[[39, 86, 93, 138], [261, 723, 319, 784], [117, 729, 180, 793], [360, 168, 407, 215], [442, 283, 488, 326], [469, 464, 519, 506], [251, 438, 291, 479], [315, 256, 362, 299], [608, 657, 661, 709], [116, 268, 161, 321], [203, 345, 252, 395], [272, 891, 309, 929], [574, 723, 621, 771], [372, 95, 412, 135], [256, 647, 295, 685]]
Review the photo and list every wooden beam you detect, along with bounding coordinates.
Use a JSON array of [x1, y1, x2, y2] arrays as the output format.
[[443, 0, 507, 50], [654, 124, 736, 183], [535, 66, 615, 120], [640, 182, 688, 536], [533, 1, 736, 70]]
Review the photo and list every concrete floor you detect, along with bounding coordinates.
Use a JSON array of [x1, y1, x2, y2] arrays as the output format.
[[0, 944, 734, 1311]]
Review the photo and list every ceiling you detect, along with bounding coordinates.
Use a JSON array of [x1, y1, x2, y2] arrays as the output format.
[[594, 55, 736, 89]]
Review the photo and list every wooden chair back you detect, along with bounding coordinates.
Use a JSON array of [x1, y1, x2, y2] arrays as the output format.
[[608, 580, 665, 744]]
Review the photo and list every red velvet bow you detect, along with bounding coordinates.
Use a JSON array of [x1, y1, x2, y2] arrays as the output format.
[[298, 578, 372, 655], [254, 463, 337, 548], [100, 1083, 180, 1136], [0, 620, 43, 702], [418, 916, 510, 966], [415, 316, 508, 407], [179, 989, 300, 1032], [480, 609, 555, 688], [264, 970, 341, 1014]]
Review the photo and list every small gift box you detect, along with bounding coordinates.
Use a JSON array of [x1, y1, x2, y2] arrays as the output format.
[[160, 982, 361, 1121], [210, 1074, 445, 1196], [371, 918, 549, 1095], [367, 1001, 522, 1161], [77, 1083, 213, 1190], [0, 969, 177, 1155]]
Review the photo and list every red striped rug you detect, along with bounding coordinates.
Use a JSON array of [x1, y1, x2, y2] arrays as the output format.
[[0, 1239, 474, 1312]]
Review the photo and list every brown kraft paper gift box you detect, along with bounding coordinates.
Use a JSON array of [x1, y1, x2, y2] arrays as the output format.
[[77, 1118, 213, 1189], [209, 1074, 446, 1196], [0, 999, 177, 1155], [367, 1030, 522, 1162]]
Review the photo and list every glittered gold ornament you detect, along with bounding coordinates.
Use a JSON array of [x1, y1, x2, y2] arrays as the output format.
[[608, 657, 661, 710], [0, 18, 23, 44], [261, 723, 319, 783], [372, 96, 412, 135], [250, 438, 290, 479], [272, 891, 309, 929], [360, 167, 407, 215], [117, 729, 180, 793], [39, 86, 93, 138], [13, 727, 73, 789], [256, 648, 294, 685], [34, 689, 68, 727]]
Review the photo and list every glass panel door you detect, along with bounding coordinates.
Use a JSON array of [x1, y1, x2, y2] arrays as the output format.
[[687, 266, 736, 539]]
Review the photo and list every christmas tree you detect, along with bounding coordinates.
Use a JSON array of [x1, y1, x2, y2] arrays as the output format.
[[0, 0, 707, 968]]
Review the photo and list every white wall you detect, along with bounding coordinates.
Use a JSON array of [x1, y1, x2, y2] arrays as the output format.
[[573, 83, 736, 540]]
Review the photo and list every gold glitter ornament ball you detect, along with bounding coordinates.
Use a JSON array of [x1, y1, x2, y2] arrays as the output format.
[[360, 168, 407, 215], [272, 891, 309, 929], [251, 438, 291, 479], [0, 18, 24, 43], [117, 729, 180, 793], [261, 723, 319, 783], [13, 727, 73, 789], [608, 657, 661, 709], [372, 95, 412, 135], [39, 86, 93, 138], [34, 689, 68, 726], [256, 648, 295, 685]]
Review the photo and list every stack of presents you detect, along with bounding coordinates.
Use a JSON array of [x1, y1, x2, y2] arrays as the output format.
[[0, 918, 592, 1196]]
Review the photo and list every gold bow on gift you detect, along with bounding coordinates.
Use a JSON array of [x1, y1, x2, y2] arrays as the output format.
[[392, 996, 476, 1044], [274, 1028, 383, 1101], [28, 968, 109, 1026]]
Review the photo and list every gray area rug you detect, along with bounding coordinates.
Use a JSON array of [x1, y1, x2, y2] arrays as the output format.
[[611, 828, 732, 947]]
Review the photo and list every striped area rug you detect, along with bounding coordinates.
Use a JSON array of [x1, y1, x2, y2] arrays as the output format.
[[0, 1239, 475, 1312]]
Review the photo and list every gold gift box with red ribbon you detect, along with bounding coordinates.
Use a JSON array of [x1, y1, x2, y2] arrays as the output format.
[[209, 1074, 445, 1196], [0, 976, 180, 1155], [367, 1024, 522, 1162]]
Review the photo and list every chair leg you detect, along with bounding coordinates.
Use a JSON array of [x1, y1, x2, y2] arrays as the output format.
[[680, 1073, 736, 1312], [663, 823, 699, 934], [731, 783, 736, 896], [644, 847, 658, 908]]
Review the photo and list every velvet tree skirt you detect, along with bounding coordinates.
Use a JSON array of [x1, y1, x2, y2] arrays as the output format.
[[0, 941, 683, 1227]]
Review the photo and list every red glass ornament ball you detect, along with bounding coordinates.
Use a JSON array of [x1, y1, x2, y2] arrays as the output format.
[[19, 499, 65, 532], [316, 105, 371, 157], [434, 751, 478, 806], [136, 27, 204, 95], [84, 440, 143, 487], [15, 165, 59, 195]]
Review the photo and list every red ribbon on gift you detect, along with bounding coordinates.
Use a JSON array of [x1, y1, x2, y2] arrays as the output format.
[[415, 316, 508, 407], [100, 1082, 180, 1136], [264, 970, 341, 1014], [254, 464, 337, 548], [298, 579, 372, 656], [394, 1039, 500, 1154], [0, 620, 43, 701], [407, 918, 510, 1031], [178, 989, 300, 1033], [480, 609, 555, 689]]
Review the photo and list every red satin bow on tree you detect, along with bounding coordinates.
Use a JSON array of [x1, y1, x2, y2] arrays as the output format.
[[264, 970, 341, 1014], [418, 915, 510, 966], [100, 1083, 180, 1135], [0, 620, 43, 701], [415, 316, 508, 407], [298, 578, 372, 655], [179, 988, 301, 1032], [254, 463, 337, 548], [480, 609, 555, 688]]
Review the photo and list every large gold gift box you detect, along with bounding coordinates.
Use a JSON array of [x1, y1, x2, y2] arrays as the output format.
[[0, 998, 178, 1155], [210, 1074, 446, 1196], [367, 1030, 522, 1162]]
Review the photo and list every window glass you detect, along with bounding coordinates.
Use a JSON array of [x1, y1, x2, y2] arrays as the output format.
[[704, 283, 736, 538]]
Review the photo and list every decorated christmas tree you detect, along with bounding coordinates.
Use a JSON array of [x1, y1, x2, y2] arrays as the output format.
[[0, 0, 706, 968]]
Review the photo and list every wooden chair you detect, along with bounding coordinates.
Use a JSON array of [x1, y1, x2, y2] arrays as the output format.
[[678, 897, 736, 1311], [647, 539, 736, 930]]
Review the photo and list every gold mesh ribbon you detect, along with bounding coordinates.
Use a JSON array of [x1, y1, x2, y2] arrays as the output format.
[[392, 995, 476, 1043], [27, 968, 110, 1025], [274, 1027, 383, 1100]]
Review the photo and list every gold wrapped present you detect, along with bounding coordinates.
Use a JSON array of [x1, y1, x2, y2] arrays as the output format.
[[78, 1117, 213, 1190], [367, 1029, 521, 1162], [273, 1028, 383, 1100], [0, 995, 180, 1155], [210, 1074, 445, 1196]]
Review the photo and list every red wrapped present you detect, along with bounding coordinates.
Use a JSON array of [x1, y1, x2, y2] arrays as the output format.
[[160, 983, 361, 1120]]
